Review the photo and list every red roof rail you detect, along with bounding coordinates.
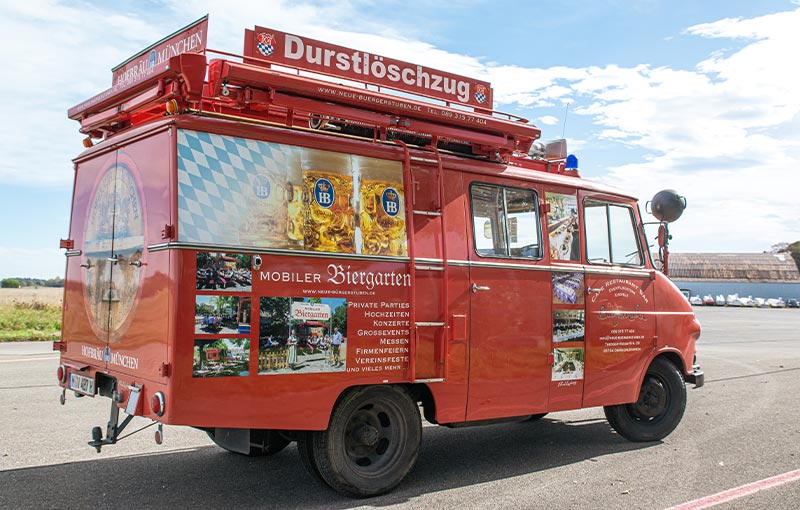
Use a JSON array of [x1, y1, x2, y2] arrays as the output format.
[[68, 20, 542, 158]]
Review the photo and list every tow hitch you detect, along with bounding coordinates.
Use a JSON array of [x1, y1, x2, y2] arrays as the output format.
[[87, 385, 161, 453]]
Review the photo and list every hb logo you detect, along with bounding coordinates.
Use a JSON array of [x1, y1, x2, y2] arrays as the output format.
[[314, 178, 335, 208], [252, 175, 271, 199], [382, 188, 400, 217]]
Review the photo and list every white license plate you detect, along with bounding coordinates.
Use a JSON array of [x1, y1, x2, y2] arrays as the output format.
[[68, 373, 95, 396]]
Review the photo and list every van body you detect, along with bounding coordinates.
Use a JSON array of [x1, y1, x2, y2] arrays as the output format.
[[57, 19, 702, 497]]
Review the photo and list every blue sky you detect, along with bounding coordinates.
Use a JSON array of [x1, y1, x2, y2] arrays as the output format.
[[2, 0, 799, 279]]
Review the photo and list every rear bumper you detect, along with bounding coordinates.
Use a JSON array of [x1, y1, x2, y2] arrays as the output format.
[[685, 364, 704, 388]]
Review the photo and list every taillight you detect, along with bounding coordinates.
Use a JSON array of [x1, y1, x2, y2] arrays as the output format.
[[151, 391, 165, 417], [57, 365, 67, 383]]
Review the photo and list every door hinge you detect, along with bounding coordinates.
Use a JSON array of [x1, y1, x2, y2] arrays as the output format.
[[547, 352, 554, 365], [59, 238, 74, 250], [53, 341, 66, 352], [540, 202, 551, 215], [161, 224, 175, 240], [158, 362, 172, 377]]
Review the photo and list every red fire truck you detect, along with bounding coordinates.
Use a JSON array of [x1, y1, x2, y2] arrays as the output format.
[[56, 17, 702, 497]]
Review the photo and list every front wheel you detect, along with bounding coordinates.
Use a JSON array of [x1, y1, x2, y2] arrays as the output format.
[[604, 357, 687, 442], [306, 385, 421, 497]]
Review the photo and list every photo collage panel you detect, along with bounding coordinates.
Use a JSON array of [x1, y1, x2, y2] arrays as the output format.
[[551, 271, 585, 381], [193, 251, 253, 378]]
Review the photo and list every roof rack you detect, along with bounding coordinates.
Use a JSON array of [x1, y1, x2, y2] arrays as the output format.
[[68, 19, 541, 159]]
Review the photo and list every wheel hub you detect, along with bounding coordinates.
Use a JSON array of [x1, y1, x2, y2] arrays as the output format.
[[353, 424, 380, 446], [633, 377, 668, 419]]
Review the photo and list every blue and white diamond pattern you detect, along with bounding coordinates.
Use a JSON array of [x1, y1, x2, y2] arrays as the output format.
[[177, 130, 294, 245], [474, 91, 487, 104], [257, 42, 274, 56]]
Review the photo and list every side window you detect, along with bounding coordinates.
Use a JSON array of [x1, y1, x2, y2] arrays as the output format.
[[471, 185, 506, 256], [584, 200, 643, 266], [471, 183, 540, 258]]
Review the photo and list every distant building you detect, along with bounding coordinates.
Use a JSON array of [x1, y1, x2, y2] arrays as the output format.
[[666, 253, 800, 300]]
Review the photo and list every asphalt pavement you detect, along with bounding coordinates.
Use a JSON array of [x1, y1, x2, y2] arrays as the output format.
[[1, 306, 798, 509]]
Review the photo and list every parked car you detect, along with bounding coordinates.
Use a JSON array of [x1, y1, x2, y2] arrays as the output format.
[[766, 298, 786, 308], [787, 298, 799, 308]]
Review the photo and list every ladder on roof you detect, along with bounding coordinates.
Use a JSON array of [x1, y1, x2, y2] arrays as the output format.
[[398, 141, 450, 383]]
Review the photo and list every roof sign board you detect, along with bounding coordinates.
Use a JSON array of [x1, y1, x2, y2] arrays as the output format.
[[244, 26, 493, 109], [112, 15, 208, 89]]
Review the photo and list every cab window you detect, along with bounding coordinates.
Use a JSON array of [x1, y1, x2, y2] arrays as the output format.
[[584, 200, 643, 266], [470, 183, 540, 258]]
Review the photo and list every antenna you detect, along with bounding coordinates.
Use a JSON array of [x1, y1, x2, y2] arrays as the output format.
[[561, 102, 570, 138]]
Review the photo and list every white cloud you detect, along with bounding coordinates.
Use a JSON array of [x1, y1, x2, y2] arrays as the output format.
[[3, 1, 799, 254], [536, 115, 560, 126]]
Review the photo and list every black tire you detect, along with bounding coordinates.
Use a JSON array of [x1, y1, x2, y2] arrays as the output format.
[[297, 431, 326, 483], [604, 357, 687, 442], [309, 386, 421, 497], [526, 413, 548, 421], [206, 428, 291, 456]]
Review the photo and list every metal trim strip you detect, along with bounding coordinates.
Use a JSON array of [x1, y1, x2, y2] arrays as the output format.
[[146, 242, 411, 263], [147, 243, 651, 277]]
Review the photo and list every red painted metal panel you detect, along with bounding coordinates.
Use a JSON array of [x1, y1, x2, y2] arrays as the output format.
[[170, 250, 415, 430]]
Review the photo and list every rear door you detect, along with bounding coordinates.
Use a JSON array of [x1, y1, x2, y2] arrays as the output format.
[[466, 177, 550, 420], [83, 155, 146, 347], [63, 152, 118, 366], [64, 131, 172, 380]]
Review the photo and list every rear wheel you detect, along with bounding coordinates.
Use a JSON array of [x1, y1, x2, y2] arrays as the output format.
[[206, 428, 291, 456], [604, 357, 687, 442], [306, 386, 421, 497], [297, 431, 325, 483]]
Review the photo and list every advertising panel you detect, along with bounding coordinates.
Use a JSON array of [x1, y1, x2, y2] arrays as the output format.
[[192, 250, 412, 379], [177, 130, 407, 256]]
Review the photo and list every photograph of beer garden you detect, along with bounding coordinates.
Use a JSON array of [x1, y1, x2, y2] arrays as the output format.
[[195, 295, 250, 335], [258, 296, 347, 375], [196, 251, 252, 292], [192, 338, 250, 378]]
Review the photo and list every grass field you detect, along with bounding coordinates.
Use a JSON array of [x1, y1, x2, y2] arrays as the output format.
[[0, 287, 63, 341]]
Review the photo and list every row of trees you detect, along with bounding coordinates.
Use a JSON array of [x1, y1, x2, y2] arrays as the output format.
[[769, 241, 800, 271], [1, 277, 64, 288]]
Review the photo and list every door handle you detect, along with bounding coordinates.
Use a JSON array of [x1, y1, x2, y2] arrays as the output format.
[[129, 260, 142, 268], [587, 287, 601, 294], [471, 283, 491, 293]]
